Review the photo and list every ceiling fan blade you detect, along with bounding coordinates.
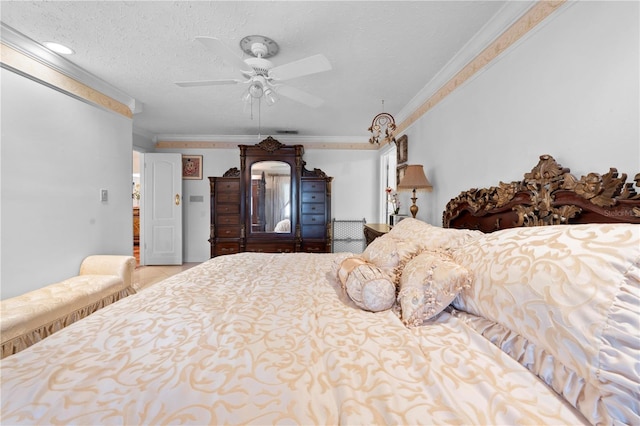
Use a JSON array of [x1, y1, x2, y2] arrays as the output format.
[[268, 54, 332, 81], [175, 79, 242, 87], [276, 84, 325, 108], [195, 36, 253, 73]]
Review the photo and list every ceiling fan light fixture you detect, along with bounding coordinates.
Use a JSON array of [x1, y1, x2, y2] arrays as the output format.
[[248, 82, 264, 98], [264, 87, 278, 106]]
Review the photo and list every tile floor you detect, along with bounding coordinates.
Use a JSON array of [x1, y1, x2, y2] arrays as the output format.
[[132, 263, 200, 292]]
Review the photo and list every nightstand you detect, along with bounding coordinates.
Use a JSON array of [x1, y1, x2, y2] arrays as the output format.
[[363, 223, 391, 246]]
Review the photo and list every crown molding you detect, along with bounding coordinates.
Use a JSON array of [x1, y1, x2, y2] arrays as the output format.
[[1, 23, 136, 115], [397, 1, 537, 124], [155, 134, 377, 150], [396, 0, 569, 135]]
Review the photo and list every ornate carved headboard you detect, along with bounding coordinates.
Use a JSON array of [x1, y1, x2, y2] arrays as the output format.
[[443, 154, 640, 232]]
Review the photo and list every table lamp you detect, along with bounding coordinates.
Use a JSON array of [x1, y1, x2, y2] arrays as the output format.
[[397, 165, 433, 218]]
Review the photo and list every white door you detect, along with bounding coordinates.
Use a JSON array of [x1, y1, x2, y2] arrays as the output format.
[[143, 153, 182, 265]]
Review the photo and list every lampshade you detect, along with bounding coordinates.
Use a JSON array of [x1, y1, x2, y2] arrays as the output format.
[[397, 165, 433, 191]]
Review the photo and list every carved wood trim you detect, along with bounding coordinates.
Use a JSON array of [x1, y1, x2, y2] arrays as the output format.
[[256, 136, 286, 152], [443, 154, 640, 232], [223, 167, 240, 178]]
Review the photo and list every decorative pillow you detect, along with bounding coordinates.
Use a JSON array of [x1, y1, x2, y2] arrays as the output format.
[[389, 218, 482, 252], [344, 262, 396, 312], [361, 233, 419, 278], [335, 255, 368, 287], [451, 223, 640, 425], [398, 251, 472, 327], [330, 252, 355, 281]]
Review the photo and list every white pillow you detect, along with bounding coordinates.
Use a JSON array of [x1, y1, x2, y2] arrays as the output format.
[[451, 223, 640, 425], [389, 218, 482, 252]]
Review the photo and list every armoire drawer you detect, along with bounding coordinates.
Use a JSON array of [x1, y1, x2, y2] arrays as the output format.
[[216, 180, 240, 192], [216, 192, 240, 203], [302, 192, 324, 203], [217, 226, 241, 238], [302, 214, 325, 225], [301, 224, 325, 238], [302, 203, 324, 214], [214, 242, 241, 256], [215, 204, 240, 214], [301, 181, 324, 192], [217, 215, 240, 225]]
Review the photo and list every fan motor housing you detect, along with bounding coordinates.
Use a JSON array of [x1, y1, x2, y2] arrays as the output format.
[[244, 57, 273, 76]]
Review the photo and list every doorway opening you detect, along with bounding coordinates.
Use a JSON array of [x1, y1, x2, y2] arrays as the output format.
[[379, 143, 397, 223], [132, 150, 141, 266]]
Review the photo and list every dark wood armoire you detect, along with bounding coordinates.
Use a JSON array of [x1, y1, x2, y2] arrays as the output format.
[[209, 137, 332, 257]]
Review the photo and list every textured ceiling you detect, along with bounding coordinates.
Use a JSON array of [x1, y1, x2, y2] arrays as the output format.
[[1, 1, 514, 143]]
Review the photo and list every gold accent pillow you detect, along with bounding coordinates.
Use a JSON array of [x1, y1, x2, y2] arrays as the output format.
[[398, 251, 472, 327]]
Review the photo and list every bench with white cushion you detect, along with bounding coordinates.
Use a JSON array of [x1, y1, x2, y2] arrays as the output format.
[[1, 255, 136, 358]]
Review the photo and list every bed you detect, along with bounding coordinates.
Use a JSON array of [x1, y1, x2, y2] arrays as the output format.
[[1, 155, 638, 425]]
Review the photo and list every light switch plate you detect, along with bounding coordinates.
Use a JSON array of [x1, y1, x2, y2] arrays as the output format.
[[100, 189, 108, 202]]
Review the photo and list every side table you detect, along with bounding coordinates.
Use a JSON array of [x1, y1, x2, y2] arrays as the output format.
[[363, 223, 391, 246]]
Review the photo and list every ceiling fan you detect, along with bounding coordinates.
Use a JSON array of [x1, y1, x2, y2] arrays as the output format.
[[175, 35, 332, 108]]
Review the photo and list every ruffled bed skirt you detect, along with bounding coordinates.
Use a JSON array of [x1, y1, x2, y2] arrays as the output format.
[[1, 287, 136, 359], [450, 290, 639, 426]]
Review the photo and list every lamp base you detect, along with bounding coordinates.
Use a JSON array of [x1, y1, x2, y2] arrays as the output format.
[[410, 190, 418, 218]]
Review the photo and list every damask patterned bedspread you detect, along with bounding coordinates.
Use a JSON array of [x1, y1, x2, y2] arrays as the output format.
[[0, 252, 587, 425]]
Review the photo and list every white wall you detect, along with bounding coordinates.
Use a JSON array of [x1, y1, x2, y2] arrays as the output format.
[[1, 68, 133, 299], [303, 149, 379, 222], [133, 131, 155, 152], [158, 146, 379, 262], [402, 1, 639, 225]]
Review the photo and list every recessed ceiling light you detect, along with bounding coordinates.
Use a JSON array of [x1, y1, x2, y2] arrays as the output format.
[[42, 41, 75, 55]]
